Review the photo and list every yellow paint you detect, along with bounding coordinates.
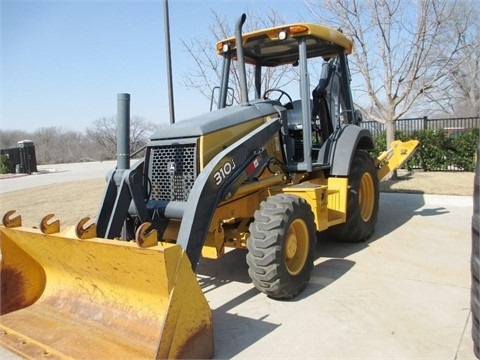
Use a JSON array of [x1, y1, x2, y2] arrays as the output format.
[[199, 117, 264, 170], [0, 225, 213, 359], [359, 172, 375, 222], [376, 140, 420, 180], [284, 218, 309, 275], [326, 177, 348, 226], [202, 190, 263, 259], [200, 123, 286, 258], [282, 177, 348, 231], [216, 23, 353, 56], [283, 183, 329, 231]]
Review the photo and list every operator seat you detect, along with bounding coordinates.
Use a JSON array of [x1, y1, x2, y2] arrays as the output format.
[[283, 92, 333, 166], [284, 99, 314, 163], [286, 100, 304, 131]]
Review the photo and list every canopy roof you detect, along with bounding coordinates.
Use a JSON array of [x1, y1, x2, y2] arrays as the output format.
[[216, 23, 353, 66]]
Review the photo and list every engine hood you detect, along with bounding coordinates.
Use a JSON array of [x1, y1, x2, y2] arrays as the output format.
[[150, 101, 279, 140]]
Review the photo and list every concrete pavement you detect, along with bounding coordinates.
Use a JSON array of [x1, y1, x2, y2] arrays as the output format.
[[199, 192, 474, 359], [0, 161, 475, 358]]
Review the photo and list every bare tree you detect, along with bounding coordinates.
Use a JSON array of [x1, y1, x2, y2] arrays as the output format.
[[413, 0, 479, 117], [31, 127, 92, 164], [86, 116, 117, 158], [0, 130, 31, 149], [33, 127, 65, 164], [57, 130, 97, 163], [306, 0, 473, 177], [86, 116, 160, 158], [445, 2, 480, 117], [182, 8, 298, 107], [2, 126, 116, 165]]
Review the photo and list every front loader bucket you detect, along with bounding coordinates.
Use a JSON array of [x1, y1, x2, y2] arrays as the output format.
[[0, 221, 213, 359]]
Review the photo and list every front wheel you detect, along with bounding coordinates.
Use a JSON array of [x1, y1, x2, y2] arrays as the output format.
[[246, 194, 316, 299]]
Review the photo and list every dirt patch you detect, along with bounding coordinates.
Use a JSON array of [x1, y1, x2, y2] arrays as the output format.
[[0, 170, 474, 229], [380, 170, 474, 196], [1, 178, 106, 228]]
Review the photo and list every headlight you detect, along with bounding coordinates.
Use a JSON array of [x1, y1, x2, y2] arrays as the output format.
[[278, 30, 287, 40]]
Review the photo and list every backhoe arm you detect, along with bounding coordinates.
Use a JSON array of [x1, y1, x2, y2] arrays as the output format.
[[375, 139, 420, 180]]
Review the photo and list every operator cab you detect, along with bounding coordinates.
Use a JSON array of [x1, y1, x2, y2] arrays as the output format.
[[216, 22, 356, 172]]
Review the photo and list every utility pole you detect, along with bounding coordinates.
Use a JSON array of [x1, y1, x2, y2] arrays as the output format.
[[163, 0, 175, 124]]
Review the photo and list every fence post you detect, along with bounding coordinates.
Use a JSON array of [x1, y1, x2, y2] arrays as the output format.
[[423, 116, 428, 130]]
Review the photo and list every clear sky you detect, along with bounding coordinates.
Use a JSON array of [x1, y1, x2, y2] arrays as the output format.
[[1, 0, 311, 132]]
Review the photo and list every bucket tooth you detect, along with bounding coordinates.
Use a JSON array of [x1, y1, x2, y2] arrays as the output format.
[[39, 214, 60, 234], [2, 210, 22, 228], [75, 217, 97, 239]]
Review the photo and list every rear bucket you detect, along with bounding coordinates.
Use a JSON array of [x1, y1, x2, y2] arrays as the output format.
[[0, 219, 213, 359]]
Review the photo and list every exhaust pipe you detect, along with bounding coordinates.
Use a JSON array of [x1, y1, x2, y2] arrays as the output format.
[[117, 93, 130, 170], [235, 13, 249, 106]]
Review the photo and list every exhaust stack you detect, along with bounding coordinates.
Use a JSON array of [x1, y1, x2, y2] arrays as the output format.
[[117, 93, 130, 170], [235, 13, 249, 106]]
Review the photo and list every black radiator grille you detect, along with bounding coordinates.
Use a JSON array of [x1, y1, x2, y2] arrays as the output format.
[[149, 143, 197, 201]]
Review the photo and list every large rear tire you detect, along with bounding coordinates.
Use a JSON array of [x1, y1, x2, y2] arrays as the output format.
[[246, 194, 316, 299], [327, 151, 379, 242], [471, 143, 480, 358]]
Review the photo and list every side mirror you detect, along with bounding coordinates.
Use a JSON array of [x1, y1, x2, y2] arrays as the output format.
[[210, 86, 235, 111], [354, 109, 363, 124]]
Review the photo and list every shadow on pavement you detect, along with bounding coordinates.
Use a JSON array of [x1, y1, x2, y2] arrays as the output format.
[[196, 251, 355, 358], [294, 258, 356, 301], [194, 192, 452, 358], [196, 248, 251, 289], [316, 192, 449, 259], [196, 250, 279, 359], [211, 289, 280, 359], [374, 192, 448, 239]]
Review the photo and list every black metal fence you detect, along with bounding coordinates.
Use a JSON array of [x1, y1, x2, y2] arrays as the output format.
[[360, 116, 480, 171], [361, 116, 480, 136]]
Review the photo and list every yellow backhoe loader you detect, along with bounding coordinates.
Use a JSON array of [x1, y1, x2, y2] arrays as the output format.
[[0, 14, 418, 359]]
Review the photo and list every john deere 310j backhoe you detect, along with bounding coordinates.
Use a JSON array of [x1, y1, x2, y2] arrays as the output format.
[[0, 14, 418, 359]]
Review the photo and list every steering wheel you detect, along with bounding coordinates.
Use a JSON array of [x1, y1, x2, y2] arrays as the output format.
[[263, 88, 293, 105]]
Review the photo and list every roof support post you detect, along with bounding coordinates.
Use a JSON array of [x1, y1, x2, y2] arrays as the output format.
[[298, 37, 312, 172]]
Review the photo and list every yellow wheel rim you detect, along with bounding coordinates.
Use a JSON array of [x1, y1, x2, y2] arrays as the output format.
[[359, 172, 375, 222], [284, 219, 309, 276]]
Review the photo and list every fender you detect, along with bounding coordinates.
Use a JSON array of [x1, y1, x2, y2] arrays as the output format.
[[328, 124, 374, 176]]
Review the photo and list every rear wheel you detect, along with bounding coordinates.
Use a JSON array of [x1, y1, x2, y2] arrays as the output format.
[[327, 151, 379, 242], [471, 144, 480, 357], [246, 194, 316, 299]]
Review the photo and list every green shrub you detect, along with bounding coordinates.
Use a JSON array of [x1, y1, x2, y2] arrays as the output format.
[[370, 127, 479, 171], [411, 129, 451, 171], [370, 131, 387, 159], [448, 128, 479, 171], [0, 154, 11, 174]]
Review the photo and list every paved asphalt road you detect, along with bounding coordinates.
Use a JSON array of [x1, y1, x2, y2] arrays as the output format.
[[0, 160, 117, 193], [0, 161, 475, 359]]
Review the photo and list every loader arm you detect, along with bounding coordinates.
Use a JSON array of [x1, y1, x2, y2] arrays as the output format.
[[178, 117, 282, 269], [95, 160, 153, 239]]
